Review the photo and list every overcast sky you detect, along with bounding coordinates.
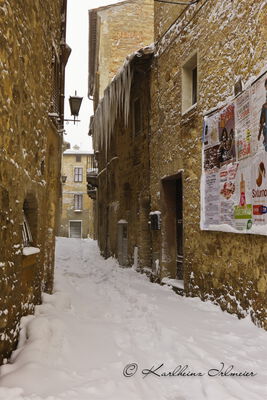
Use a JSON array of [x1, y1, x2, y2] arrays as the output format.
[[64, 0, 124, 151]]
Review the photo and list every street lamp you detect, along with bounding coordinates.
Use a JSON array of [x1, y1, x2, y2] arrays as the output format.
[[64, 91, 83, 124]]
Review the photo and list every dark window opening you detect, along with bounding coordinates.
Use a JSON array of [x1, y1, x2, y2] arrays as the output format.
[[76, 155, 81, 162], [23, 194, 38, 247], [133, 98, 141, 135], [51, 50, 60, 117], [192, 66, 197, 105], [22, 213, 33, 246]]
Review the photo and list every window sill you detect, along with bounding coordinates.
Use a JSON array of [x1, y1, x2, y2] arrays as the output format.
[[180, 103, 198, 125], [181, 102, 197, 117], [22, 247, 39, 268], [74, 209, 83, 213], [22, 247, 40, 256]]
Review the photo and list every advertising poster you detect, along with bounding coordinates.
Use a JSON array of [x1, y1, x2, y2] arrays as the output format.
[[250, 72, 267, 155], [204, 170, 220, 226], [235, 90, 251, 160], [219, 163, 237, 226], [203, 113, 220, 171], [218, 104, 236, 166], [251, 152, 267, 226], [201, 71, 267, 235], [234, 160, 252, 231]]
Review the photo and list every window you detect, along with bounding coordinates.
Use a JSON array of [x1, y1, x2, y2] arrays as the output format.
[[76, 155, 81, 162], [133, 97, 141, 135], [74, 167, 83, 182], [192, 66, 197, 105], [182, 52, 198, 114], [74, 194, 83, 210], [22, 212, 33, 246], [69, 221, 82, 238], [51, 48, 60, 117]]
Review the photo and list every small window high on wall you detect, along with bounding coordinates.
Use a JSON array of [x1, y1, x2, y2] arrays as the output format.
[[182, 52, 198, 114]]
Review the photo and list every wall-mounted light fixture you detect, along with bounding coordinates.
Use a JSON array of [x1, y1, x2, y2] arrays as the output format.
[[64, 91, 83, 125]]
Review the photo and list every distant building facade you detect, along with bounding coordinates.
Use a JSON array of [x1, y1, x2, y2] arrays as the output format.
[[0, 0, 70, 362], [60, 149, 95, 239]]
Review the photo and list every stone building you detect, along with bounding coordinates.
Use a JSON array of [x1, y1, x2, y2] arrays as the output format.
[[89, 47, 153, 266], [88, 0, 154, 110], [0, 0, 69, 362], [150, 0, 267, 328], [88, 0, 154, 264], [59, 148, 95, 239]]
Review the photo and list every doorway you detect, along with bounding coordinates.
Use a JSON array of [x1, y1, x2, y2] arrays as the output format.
[[117, 221, 128, 266], [69, 221, 82, 238], [161, 172, 184, 280]]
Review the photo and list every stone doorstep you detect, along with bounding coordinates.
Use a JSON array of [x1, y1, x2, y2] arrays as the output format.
[[139, 267, 185, 296]]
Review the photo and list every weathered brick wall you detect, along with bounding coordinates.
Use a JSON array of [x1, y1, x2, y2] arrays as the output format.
[[59, 154, 95, 238], [95, 0, 154, 101], [151, 0, 267, 328], [0, 0, 63, 362]]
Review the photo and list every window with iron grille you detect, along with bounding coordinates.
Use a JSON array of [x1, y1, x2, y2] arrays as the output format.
[[74, 167, 83, 182], [22, 213, 33, 247], [51, 49, 61, 117], [74, 194, 83, 210]]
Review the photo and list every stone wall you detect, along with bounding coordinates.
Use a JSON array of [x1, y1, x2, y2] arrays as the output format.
[[0, 0, 65, 362], [96, 55, 152, 269], [89, 0, 154, 106], [150, 0, 267, 328], [59, 153, 95, 239]]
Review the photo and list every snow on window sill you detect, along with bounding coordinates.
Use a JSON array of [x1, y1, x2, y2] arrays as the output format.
[[181, 102, 197, 117], [74, 209, 83, 213], [22, 247, 40, 256]]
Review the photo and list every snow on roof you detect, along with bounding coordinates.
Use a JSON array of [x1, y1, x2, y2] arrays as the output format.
[[63, 149, 93, 155]]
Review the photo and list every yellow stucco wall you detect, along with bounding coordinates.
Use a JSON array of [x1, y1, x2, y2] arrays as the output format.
[[59, 153, 95, 239]]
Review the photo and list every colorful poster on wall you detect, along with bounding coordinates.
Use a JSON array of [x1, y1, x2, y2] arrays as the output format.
[[251, 73, 267, 155], [235, 90, 251, 160], [217, 104, 236, 167], [234, 160, 252, 231], [251, 152, 267, 228], [201, 71, 267, 236], [219, 163, 237, 226], [203, 170, 220, 226]]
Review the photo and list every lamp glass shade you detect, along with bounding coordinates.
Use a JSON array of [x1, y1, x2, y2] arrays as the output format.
[[69, 95, 83, 116]]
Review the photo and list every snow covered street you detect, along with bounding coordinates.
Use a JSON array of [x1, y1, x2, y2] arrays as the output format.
[[0, 237, 266, 400]]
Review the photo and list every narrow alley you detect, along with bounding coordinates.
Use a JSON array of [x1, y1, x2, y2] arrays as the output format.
[[0, 238, 266, 400]]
